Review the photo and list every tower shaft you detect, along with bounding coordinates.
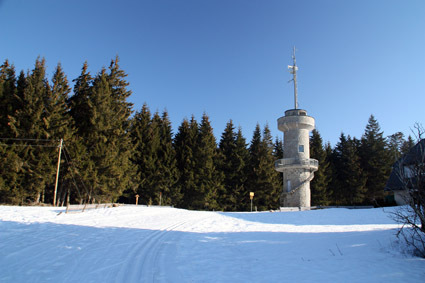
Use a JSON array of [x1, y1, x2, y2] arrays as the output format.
[[275, 49, 318, 208]]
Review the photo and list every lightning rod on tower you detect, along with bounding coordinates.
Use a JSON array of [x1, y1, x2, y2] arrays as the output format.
[[288, 46, 298, 109]]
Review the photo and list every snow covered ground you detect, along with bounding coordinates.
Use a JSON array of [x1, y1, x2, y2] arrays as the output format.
[[0, 205, 424, 282]]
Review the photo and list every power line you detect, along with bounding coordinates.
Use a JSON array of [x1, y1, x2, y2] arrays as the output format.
[[62, 143, 95, 202], [1, 137, 96, 205], [0, 137, 60, 148], [0, 143, 58, 148], [61, 144, 84, 200], [0, 137, 60, 142]]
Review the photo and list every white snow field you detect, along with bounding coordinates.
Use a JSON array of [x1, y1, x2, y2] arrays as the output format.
[[0, 205, 424, 282]]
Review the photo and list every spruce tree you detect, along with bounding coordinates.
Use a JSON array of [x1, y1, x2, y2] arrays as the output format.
[[193, 113, 221, 210], [330, 135, 344, 205], [387, 132, 405, 163], [145, 112, 167, 205], [273, 136, 284, 200], [69, 62, 92, 137], [72, 61, 134, 203], [106, 58, 134, 200], [234, 127, 250, 211], [273, 137, 283, 160], [129, 104, 153, 204], [45, 63, 76, 205], [401, 135, 415, 155], [47, 64, 74, 140], [324, 142, 334, 204], [246, 124, 262, 210], [359, 115, 392, 205], [8, 58, 53, 203], [67, 62, 94, 204], [0, 60, 18, 137], [260, 125, 281, 209], [332, 134, 367, 205], [85, 68, 116, 201], [157, 110, 180, 205], [9, 58, 48, 139], [0, 60, 22, 204], [174, 117, 198, 209], [15, 71, 27, 114], [217, 120, 240, 210], [310, 129, 331, 206], [108, 56, 133, 121], [8, 71, 28, 204], [246, 124, 280, 210]]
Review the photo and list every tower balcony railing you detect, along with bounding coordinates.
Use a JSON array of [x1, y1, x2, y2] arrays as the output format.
[[275, 158, 318, 172]]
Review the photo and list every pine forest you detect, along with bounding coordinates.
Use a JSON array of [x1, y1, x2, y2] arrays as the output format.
[[0, 58, 415, 210]]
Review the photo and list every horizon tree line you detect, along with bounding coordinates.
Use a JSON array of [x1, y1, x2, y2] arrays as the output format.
[[0, 58, 416, 210]]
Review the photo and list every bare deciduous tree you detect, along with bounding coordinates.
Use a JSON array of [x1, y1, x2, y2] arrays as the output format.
[[391, 124, 425, 257]]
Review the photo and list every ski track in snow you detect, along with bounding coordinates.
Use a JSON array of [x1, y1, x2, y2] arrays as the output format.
[[114, 216, 205, 282], [114, 221, 179, 282], [1, 205, 425, 283]]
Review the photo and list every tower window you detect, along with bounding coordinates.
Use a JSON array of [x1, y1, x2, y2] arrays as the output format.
[[299, 145, 304, 152]]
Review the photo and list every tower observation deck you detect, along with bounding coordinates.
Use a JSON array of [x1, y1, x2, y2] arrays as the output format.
[[275, 48, 318, 207]]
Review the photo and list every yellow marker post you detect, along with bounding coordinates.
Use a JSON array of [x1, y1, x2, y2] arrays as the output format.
[[250, 192, 254, 212]]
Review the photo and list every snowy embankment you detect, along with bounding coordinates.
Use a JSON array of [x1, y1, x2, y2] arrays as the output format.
[[0, 205, 424, 282]]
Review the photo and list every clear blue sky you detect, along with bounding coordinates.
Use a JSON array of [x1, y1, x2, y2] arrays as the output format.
[[1, 0, 424, 145]]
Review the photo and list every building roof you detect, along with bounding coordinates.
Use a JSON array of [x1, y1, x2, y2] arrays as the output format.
[[385, 139, 425, 191]]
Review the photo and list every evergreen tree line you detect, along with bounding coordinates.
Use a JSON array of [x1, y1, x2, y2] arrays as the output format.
[[0, 58, 134, 206], [0, 58, 281, 210], [124, 106, 282, 211], [0, 58, 414, 210], [310, 117, 415, 207]]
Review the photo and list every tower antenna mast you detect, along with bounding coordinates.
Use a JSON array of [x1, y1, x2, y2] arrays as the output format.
[[288, 46, 298, 109]]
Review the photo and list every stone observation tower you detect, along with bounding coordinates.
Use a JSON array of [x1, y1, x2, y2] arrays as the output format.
[[275, 48, 318, 207]]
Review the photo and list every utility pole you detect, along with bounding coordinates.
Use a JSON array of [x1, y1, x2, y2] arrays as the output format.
[[53, 139, 63, 207]]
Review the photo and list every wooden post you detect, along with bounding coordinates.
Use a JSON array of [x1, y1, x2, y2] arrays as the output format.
[[53, 139, 63, 207], [135, 194, 139, 205]]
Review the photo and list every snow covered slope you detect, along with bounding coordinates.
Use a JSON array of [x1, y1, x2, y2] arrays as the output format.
[[0, 205, 423, 282]]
